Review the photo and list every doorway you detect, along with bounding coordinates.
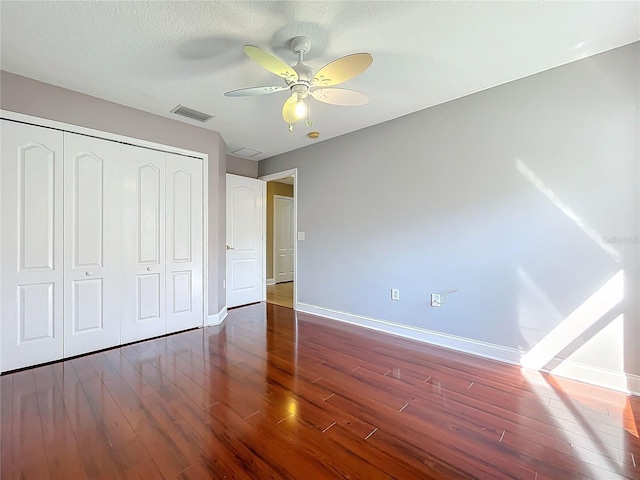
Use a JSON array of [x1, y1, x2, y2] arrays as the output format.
[[260, 169, 297, 309]]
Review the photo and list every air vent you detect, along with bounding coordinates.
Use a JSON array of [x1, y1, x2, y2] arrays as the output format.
[[232, 147, 262, 158], [170, 105, 214, 123]]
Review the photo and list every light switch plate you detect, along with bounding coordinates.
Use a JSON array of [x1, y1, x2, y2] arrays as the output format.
[[297, 232, 305, 240]]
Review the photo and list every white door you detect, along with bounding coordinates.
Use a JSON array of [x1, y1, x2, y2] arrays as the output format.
[[226, 174, 264, 308], [121, 145, 166, 343], [63, 133, 122, 357], [274, 196, 294, 283], [165, 153, 203, 333], [0, 121, 64, 371]]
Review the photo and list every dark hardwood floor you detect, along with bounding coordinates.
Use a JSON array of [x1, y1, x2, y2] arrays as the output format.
[[1, 303, 639, 479]]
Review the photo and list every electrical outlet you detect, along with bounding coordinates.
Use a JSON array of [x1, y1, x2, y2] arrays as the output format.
[[431, 293, 441, 307], [391, 288, 400, 301]]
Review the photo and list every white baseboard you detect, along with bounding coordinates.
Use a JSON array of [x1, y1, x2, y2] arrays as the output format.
[[266, 278, 275, 285], [296, 302, 522, 365], [296, 302, 640, 397], [551, 361, 640, 396], [627, 374, 640, 396], [207, 306, 228, 326]]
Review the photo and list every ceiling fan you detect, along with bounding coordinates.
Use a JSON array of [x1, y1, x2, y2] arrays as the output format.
[[224, 36, 373, 132]]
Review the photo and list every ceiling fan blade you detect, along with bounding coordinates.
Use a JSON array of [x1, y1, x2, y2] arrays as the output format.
[[282, 96, 302, 124], [224, 86, 288, 97], [243, 45, 298, 81], [312, 53, 373, 87], [311, 88, 369, 106]]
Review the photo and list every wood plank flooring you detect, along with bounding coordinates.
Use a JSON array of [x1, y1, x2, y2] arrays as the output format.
[[1, 302, 639, 479], [266, 281, 293, 308]]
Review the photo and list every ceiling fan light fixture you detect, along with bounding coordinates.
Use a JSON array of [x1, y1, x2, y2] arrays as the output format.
[[294, 96, 307, 119], [226, 36, 372, 132]]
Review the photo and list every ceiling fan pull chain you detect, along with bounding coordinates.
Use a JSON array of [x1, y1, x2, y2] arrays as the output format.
[[288, 100, 293, 132], [306, 96, 313, 127]]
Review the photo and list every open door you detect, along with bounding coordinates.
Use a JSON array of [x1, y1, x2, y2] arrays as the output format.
[[226, 174, 265, 308], [274, 195, 294, 283]]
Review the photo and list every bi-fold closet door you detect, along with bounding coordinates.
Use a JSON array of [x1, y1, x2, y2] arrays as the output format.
[[1, 120, 204, 372], [1, 121, 64, 371], [63, 133, 122, 357], [120, 147, 203, 344]]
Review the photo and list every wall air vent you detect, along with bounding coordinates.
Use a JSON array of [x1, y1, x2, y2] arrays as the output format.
[[170, 105, 214, 123]]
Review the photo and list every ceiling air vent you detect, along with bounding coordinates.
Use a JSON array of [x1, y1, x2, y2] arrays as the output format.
[[170, 105, 214, 123], [232, 147, 262, 158]]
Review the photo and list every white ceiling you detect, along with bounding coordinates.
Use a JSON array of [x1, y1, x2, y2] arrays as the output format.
[[1, 1, 638, 161]]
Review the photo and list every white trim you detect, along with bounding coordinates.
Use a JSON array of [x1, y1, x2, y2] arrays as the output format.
[[260, 169, 298, 183], [208, 306, 228, 326], [266, 278, 276, 285], [627, 374, 640, 396], [262, 180, 267, 302], [1, 110, 206, 158], [259, 168, 298, 309], [201, 138, 209, 329], [550, 361, 640, 397], [296, 302, 523, 365], [296, 302, 640, 397]]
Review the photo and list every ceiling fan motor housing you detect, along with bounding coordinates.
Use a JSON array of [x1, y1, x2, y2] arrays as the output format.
[[291, 36, 311, 54]]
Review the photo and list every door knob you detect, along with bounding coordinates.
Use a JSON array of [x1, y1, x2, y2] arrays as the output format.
[[147, 267, 152, 271], [85, 271, 92, 276], [226, 245, 234, 251]]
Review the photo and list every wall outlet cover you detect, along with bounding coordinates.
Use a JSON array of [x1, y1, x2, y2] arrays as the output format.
[[431, 293, 441, 307]]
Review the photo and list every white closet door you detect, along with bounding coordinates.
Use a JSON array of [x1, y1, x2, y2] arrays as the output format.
[[121, 145, 166, 343], [63, 133, 121, 357], [1, 121, 64, 371], [165, 154, 203, 333]]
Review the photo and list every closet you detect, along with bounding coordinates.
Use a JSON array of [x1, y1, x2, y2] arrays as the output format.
[[1, 119, 205, 372]]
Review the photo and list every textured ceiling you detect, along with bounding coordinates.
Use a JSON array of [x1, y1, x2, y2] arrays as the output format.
[[1, 1, 638, 160]]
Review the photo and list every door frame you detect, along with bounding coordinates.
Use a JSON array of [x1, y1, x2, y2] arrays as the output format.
[[273, 194, 294, 284], [259, 169, 298, 310]]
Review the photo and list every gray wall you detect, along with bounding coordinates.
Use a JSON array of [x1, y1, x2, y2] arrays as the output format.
[[1, 71, 226, 315], [260, 43, 640, 382], [227, 154, 259, 178]]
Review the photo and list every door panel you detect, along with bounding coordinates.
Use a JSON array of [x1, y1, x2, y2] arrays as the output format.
[[63, 133, 121, 357], [1, 121, 64, 371], [72, 279, 103, 332], [165, 154, 203, 333], [137, 273, 161, 320], [274, 196, 294, 283], [138, 164, 161, 263], [19, 283, 55, 341], [20, 145, 55, 271], [226, 174, 264, 308], [121, 145, 166, 343]]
